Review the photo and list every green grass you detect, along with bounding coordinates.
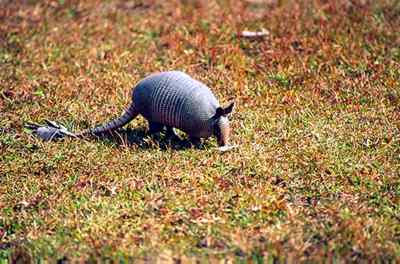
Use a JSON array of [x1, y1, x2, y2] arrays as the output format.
[[1, 0, 400, 262]]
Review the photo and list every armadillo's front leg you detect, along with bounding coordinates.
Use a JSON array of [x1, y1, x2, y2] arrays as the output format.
[[189, 136, 202, 148], [148, 122, 164, 134]]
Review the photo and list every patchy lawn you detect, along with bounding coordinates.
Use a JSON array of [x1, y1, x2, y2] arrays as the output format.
[[1, 0, 399, 262]]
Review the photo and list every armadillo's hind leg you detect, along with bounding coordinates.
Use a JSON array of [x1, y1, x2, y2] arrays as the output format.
[[189, 136, 203, 148], [165, 126, 181, 141], [148, 122, 165, 135]]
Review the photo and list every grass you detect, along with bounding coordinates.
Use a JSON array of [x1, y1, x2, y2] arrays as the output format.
[[1, 0, 400, 262]]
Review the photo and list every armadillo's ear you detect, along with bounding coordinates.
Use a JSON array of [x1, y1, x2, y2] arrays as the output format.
[[223, 101, 234, 115], [215, 100, 235, 117]]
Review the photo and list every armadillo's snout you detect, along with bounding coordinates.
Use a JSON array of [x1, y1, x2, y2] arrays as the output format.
[[215, 117, 231, 147], [213, 101, 235, 147], [218, 124, 231, 146]]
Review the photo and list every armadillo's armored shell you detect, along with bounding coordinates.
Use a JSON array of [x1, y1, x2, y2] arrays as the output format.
[[133, 71, 219, 138]]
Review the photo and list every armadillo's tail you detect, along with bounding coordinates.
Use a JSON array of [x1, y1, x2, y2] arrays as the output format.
[[25, 103, 138, 141], [78, 103, 138, 137]]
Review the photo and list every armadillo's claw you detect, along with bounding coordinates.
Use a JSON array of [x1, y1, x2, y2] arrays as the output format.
[[217, 144, 238, 152], [25, 120, 77, 141]]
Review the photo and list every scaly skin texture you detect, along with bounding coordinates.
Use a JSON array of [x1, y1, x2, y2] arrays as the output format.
[[131, 71, 224, 138], [27, 71, 235, 147]]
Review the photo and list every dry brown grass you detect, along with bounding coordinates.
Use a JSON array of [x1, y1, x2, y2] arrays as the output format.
[[1, 0, 400, 262]]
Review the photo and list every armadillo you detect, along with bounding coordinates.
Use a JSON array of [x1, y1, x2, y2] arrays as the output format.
[[27, 71, 235, 149]]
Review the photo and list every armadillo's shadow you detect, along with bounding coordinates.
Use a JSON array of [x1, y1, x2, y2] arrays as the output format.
[[97, 127, 209, 151]]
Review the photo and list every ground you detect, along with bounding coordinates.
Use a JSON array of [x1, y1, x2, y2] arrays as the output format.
[[0, 0, 399, 262]]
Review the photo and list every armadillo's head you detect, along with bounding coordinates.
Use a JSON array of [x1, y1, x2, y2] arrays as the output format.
[[213, 101, 234, 147]]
